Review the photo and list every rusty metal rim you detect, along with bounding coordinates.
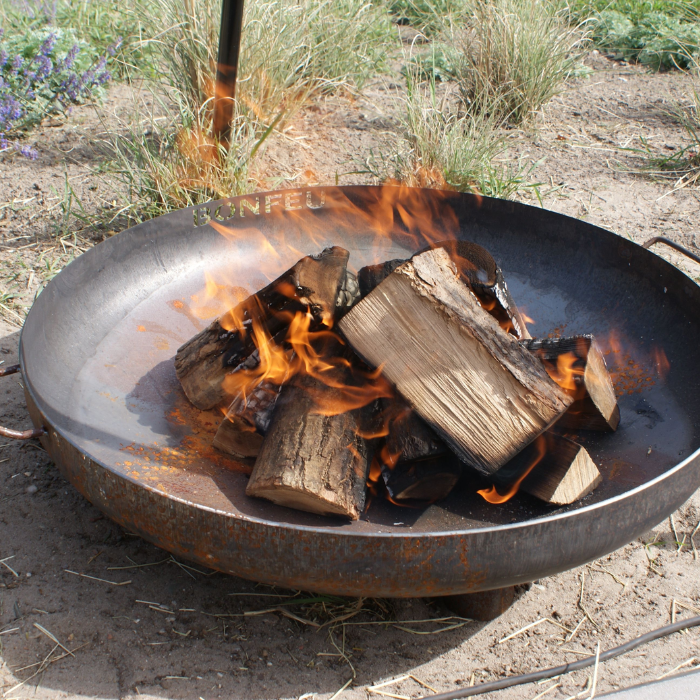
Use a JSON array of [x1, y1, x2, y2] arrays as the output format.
[[20, 366, 700, 539]]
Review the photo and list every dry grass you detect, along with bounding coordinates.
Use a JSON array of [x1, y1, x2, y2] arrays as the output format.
[[455, 0, 585, 125], [363, 68, 545, 199], [103, 0, 397, 221]]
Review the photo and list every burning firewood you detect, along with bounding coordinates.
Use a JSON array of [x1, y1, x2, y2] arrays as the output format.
[[357, 240, 531, 339], [483, 432, 602, 506], [213, 382, 281, 459], [174, 246, 350, 410], [521, 336, 619, 431], [382, 456, 463, 502], [374, 401, 461, 503], [339, 247, 573, 477], [246, 369, 371, 520]]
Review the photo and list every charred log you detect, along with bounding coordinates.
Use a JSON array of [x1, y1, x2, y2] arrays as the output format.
[[175, 246, 349, 410], [382, 455, 463, 502], [213, 382, 282, 459]]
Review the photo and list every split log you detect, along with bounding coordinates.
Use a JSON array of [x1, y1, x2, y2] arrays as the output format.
[[246, 371, 370, 519], [490, 432, 601, 505], [174, 246, 349, 410], [339, 247, 573, 476], [357, 240, 530, 338], [521, 335, 619, 431], [382, 455, 463, 502], [213, 382, 282, 459]]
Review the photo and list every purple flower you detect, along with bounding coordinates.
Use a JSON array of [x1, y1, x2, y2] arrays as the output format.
[[17, 143, 38, 159], [0, 50, 7, 70], [11, 55, 23, 73], [38, 33, 57, 57], [61, 45, 79, 71], [107, 37, 123, 57]]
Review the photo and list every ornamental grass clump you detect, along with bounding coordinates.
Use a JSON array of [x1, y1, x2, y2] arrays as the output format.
[[0, 27, 119, 157], [363, 67, 544, 200], [456, 0, 584, 125]]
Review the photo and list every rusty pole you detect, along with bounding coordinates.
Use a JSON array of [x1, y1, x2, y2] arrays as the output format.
[[213, 0, 245, 144]]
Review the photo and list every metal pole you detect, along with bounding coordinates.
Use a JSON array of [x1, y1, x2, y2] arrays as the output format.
[[213, 0, 245, 144]]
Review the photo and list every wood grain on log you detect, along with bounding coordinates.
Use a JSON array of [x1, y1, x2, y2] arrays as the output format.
[[246, 371, 370, 519], [175, 247, 349, 410], [521, 335, 619, 431], [339, 248, 573, 476]]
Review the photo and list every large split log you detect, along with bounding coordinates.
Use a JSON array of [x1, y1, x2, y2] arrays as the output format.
[[339, 247, 573, 476], [356, 240, 530, 338], [487, 432, 601, 505], [246, 371, 371, 519], [521, 335, 619, 431], [174, 246, 349, 410]]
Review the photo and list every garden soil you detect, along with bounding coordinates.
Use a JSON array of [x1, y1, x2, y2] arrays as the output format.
[[1, 52, 700, 700]]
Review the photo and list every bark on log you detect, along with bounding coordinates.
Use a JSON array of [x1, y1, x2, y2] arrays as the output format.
[[339, 247, 573, 476], [492, 432, 601, 505], [174, 246, 349, 410], [521, 335, 619, 431], [246, 371, 370, 519]]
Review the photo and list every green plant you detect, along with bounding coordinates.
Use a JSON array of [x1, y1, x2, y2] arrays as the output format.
[[456, 0, 584, 125], [387, 0, 470, 34], [361, 70, 544, 199], [568, 0, 700, 70], [0, 0, 143, 74], [0, 27, 117, 157], [404, 41, 460, 82]]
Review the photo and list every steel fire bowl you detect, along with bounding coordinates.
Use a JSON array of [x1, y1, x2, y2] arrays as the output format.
[[18, 187, 700, 597]]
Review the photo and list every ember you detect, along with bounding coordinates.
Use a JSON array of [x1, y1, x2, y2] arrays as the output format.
[[174, 195, 624, 519]]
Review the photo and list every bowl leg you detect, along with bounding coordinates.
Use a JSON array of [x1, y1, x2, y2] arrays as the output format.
[[435, 586, 516, 621]]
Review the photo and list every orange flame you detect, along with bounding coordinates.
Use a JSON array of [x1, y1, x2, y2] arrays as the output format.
[[220, 308, 394, 415], [477, 434, 548, 504], [544, 351, 587, 400]]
